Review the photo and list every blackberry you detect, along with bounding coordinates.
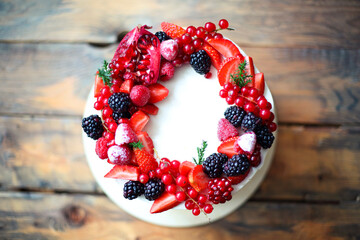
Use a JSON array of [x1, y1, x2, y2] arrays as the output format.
[[224, 106, 246, 127], [112, 111, 131, 123], [108, 92, 131, 112], [123, 180, 144, 200], [144, 178, 164, 201], [241, 112, 262, 132], [223, 154, 250, 177], [81, 114, 104, 140], [190, 50, 211, 75], [203, 153, 228, 178], [155, 31, 171, 42], [255, 125, 275, 149]]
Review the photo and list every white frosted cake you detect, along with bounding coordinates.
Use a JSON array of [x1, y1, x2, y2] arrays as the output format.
[[82, 20, 277, 227]]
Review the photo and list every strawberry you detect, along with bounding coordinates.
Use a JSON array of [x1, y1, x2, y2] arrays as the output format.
[[188, 165, 211, 192], [95, 137, 109, 159], [217, 136, 239, 158], [244, 56, 255, 87], [104, 165, 140, 181], [217, 57, 242, 86], [94, 72, 104, 98], [201, 42, 222, 70], [207, 38, 243, 60], [129, 110, 150, 133], [115, 123, 138, 145], [137, 131, 154, 154], [228, 168, 250, 185], [107, 144, 132, 165], [120, 79, 134, 94], [217, 118, 239, 141], [179, 161, 195, 176], [133, 147, 158, 173], [148, 83, 169, 103], [161, 22, 186, 39], [254, 72, 265, 95], [139, 103, 159, 115], [150, 192, 180, 213]]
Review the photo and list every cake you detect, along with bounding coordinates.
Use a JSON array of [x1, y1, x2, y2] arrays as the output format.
[[82, 20, 277, 227]]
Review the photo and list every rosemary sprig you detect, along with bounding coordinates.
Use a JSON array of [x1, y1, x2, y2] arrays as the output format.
[[96, 60, 112, 86], [230, 61, 252, 88], [193, 140, 208, 165]]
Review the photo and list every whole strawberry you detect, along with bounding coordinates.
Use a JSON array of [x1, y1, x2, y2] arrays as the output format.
[[131, 141, 158, 173]]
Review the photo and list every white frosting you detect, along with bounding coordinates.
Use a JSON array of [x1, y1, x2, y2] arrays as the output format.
[[83, 46, 278, 227]]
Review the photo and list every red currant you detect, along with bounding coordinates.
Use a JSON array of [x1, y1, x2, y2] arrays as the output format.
[[160, 160, 171, 172], [219, 89, 228, 98], [148, 170, 156, 179], [139, 174, 149, 184], [259, 109, 271, 120], [166, 184, 177, 194], [249, 88, 259, 98], [224, 83, 233, 90], [101, 86, 111, 98], [174, 37, 183, 47], [244, 102, 255, 112], [192, 38, 203, 49], [235, 97, 245, 107], [185, 200, 195, 210], [108, 122, 117, 132], [171, 160, 180, 171], [197, 194, 207, 204], [205, 72, 212, 79], [226, 96, 235, 105], [104, 132, 114, 140], [257, 97, 268, 109], [241, 86, 250, 96], [110, 84, 120, 93], [176, 175, 188, 187], [102, 107, 113, 118], [183, 44, 195, 55], [219, 19, 229, 29], [268, 112, 275, 122], [204, 22, 216, 32], [192, 207, 201, 216], [196, 27, 206, 39], [266, 102, 272, 110], [186, 26, 196, 36], [187, 188, 198, 199], [94, 101, 103, 110], [175, 191, 187, 202], [204, 204, 214, 214], [161, 174, 173, 185], [214, 33, 223, 39], [269, 122, 277, 132], [181, 33, 192, 44]]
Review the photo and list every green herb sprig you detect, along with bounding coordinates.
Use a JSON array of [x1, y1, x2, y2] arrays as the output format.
[[230, 61, 252, 88], [193, 140, 208, 165], [96, 60, 112, 86]]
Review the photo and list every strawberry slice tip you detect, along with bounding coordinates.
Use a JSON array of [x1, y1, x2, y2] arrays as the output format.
[[104, 165, 140, 181], [150, 192, 180, 213]]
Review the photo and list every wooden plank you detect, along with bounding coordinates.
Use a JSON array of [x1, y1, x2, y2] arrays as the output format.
[[1, 116, 359, 202], [0, 191, 359, 240], [1, 43, 359, 124], [0, 0, 359, 48]]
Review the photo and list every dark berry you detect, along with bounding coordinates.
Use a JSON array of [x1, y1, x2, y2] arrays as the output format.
[[112, 111, 131, 123], [144, 178, 165, 201], [108, 92, 131, 112], [223, 154, 250, 177], [241, 112, 262, 132], [203, 153, 228, 178], [189, 50, 211, 75], [224, 106, 246, 127], [155, 31, 171, 42], [123, 180, 144, 200], [81, 114, 104, 140], [255, 125, 275, 149]]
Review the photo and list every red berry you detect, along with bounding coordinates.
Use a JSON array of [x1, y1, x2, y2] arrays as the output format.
[[249, 88, 259, 98], [269, 122, 277, 132], [175, 191, 187, 202], [171, 160, 180, 171], [244, 102, 255, 112], [181, 33, 192, 44], [268, 112, 275, 122], [266, 102, 272, 110], [219, 89, 228, 98], [174, 37, 182, 47], [149, 170, 156, 179], [224, 83, 233, 90], [101, 86, 111, 98], [183, 44, 195, 55], [204, 22, 216, 32], [219, 19, 229, 29], [139, 174, 149, 184], [197, 194, 207, 204], [102, 107, 113, 118], [259, 109, 271, 120], [160, 160, 171, 172], [104, 132, 114, 140], [214, 33, 223, 39], [226, 96, 235, 105], [176, 175, 189, 187], [192, 38, 203, 49], [108, 122, 117, 132], [185, 200, 195, 210], [187, 188, 198, 199], [257, 97, 268, 109], [205, 72, 212, 79], [235, 97, 245, 107], [241, 86, 250, 96], [204, 204, 213, 214], [110, 84, 120, 93], [186, 26, 196, 36], [94, 101, 103, 110], [103, 97, 108, 106], [161, 174, 173, 185], [155, 168, 163, 177], [196, 27, 206, 38], [233, 85, 240, 93], [166, 184, 177, 194], [192, 207, 200, 216]]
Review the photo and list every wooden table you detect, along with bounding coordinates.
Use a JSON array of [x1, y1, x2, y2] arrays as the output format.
[[1, 0, 359, 239]]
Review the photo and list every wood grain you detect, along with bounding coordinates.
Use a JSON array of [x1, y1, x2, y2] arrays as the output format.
[[0, 191, 359, 240], [1, 43, 359, 124], [1, 116, 359, 202], [1, 0, 359, 48]]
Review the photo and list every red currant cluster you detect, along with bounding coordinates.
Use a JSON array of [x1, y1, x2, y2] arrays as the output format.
[[207, 178, 234, 204], [171, 19, 230, 69], [219, 83, 277, 132]]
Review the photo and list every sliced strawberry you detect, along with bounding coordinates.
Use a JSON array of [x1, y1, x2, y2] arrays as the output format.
[[120, 79, 134, 94], [179, 161, 196, 176], [104, 165, 140, 181], [150, 192, 180, 213], [148, 83, 169, 103], [244, 56, 255, 87], [201, 42, 222, 70], [217, 136, 239, 158], [217, 57, 242, 86], [139, 103, 159, 115], [188, 165, 211, 192], [254, 72, 265, 95], [94, 72, 104, 98], [129, 110, 150, 133], [161, 22, 186, 39], [228, 168, 250, 185], [137, 131, 154, 154], [207, 38, 243, 60]]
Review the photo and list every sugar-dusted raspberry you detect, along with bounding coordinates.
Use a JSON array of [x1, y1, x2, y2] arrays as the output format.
[[95, 137, 109, 159], [115, 123, 138, 145], [217, 118, 239, 141], [107, 144, 132, 165], [130, 85, 150, 107], [159, 61, 175, 81], [160, 39, 179, 61]]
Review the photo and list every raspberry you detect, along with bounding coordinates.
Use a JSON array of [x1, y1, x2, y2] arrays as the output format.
[[130, 85, 150, 107], [203, 153, 228, 178], [144, 178, 165, 201], [236, 131, 257, 156], [217, 118, 239, 141], [155, 31, 171, 42], [241, 112, 262, 132], [95, 137, 109, 159], [82, 115, 104, 140], [189, 50, 211, 75], [107, 144, 132, 165], [123, 180, 144, 200], [112, 111, 131, 123], [108, 92, 131, 112], [160, 39, 179, 61], [223, 154, 250, 177], [224, 106, 246, 127], [254, 125, 274, 149], [159, 61, 175, 81], [114, 123, 138, 145]]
